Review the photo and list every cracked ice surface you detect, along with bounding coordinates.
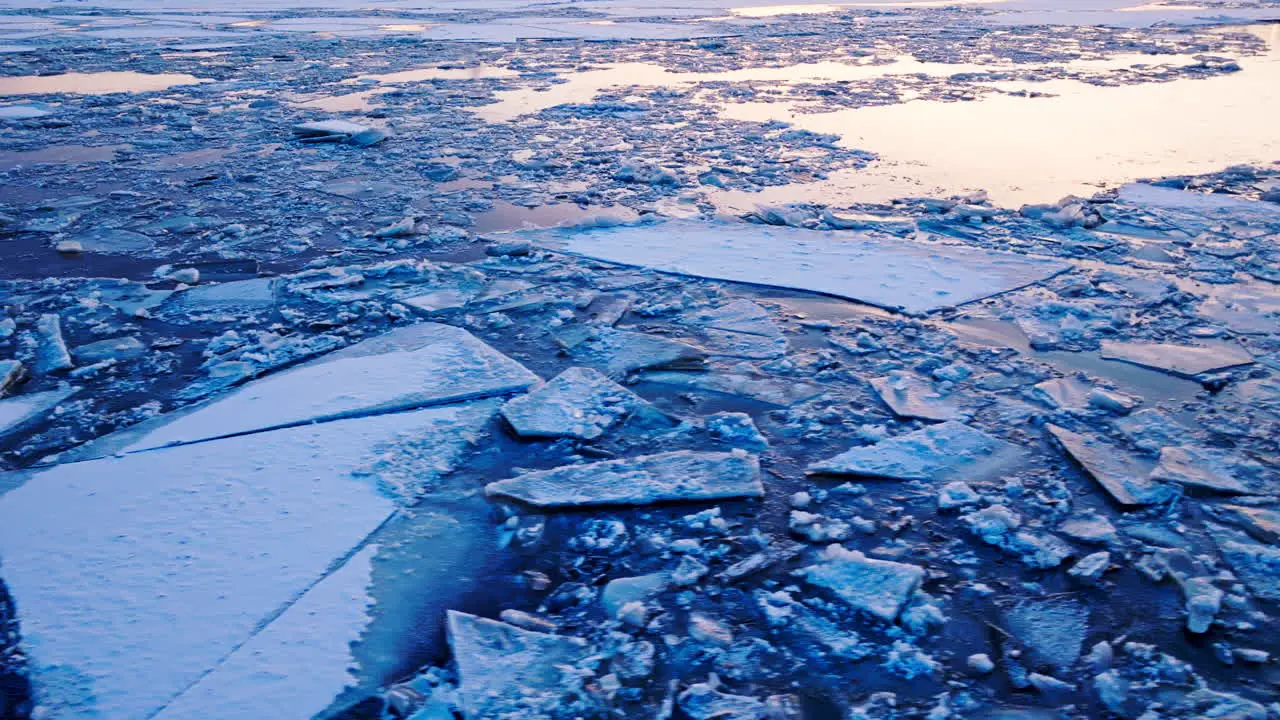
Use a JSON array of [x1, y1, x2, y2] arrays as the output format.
[[0, 402, 498, 720], [61, 322, 536, 459], [520, 220, 1069, 315]]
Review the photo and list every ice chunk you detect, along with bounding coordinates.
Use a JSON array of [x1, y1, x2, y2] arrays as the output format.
[[0, 359, 22, 395], [602, 572, 669, 617], [869, 373, 963, 422], [519, 220, 1069, 315], [67, 323, 536, 459], [0, 405, 494, 720], [34, 314, 73, 374], [1099, 341, 1254, 379], [153, 545, 378, 720], [1207, 525, 1280, 602], [640, 371, 825, 407], [485, 450, 763, 508], [0, 387, 77, 442], [156, 278, 277, 321], [72, 336, 145, 365], [1046, 425, 1173, 506], [1005, 599, 1088, 674], [678, 682, 766, 720], [682, 299, 788, 359], [808, 421, 1022, 482], [564, 327, 705, 377], [1218, 505, 1280, 545], [500, 366, 663, 440], [1149, 446, 1249, 494], [446, 611, 591, 720], [292, 119, 389, 146], [798, 545, 924, 622]]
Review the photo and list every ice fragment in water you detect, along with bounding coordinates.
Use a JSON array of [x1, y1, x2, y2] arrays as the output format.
[[808, 421, 1022, 482], [500, 366, 664, 440], [33, 314, 72, 374], [518, 220, 1068, 315], [446, 611, 591, 720], [869, 372, 963, 422], [640, 371, 824, 407], [292, 119, 389, 146], [0, 360, 23, 395], [798, 545, 924, 622], [0, 387, 77, 442], [1148, 446, 1250, 494], [1099, 341, 1254, 379], [1046, 424, 1174, 506], [564, 327, 705, 377], [485, 450, 763, 508]]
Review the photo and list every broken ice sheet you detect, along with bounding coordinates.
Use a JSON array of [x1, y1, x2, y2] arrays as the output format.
[[1149, 446, 1251, 494], [0, 405, 494, 720], [798, 545, 924, 622], [680, 299, 788, 360], [518, 219, 1069, 315], [870, 372, 964, 422], [500, 366, 667, 440], [292, 119, 389, 146], [447, 611, 592, 720], [1099, 340, 1254, 379], [156, 277, 277, 322], [1046, 424, 1174, 506], [485, 450, 763, 508], [64, 322, 536, 459], [807, 420, 1023, 482], [1206, 524, 1280, 602], [153, 544, 378, 720]]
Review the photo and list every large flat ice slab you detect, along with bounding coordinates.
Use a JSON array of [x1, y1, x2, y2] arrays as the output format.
[[63, 322, 535, 459], [485, 450, 763, 507], [1046, 424, 1173, 506], [519, 220, 1069, 315], [0, 403, 496, 720], [808, 421, 1023, 482], [500, 366, 662, 440], [1100, 341, 1254, 379]]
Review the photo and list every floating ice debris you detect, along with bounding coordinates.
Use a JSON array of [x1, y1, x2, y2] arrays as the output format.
[[807, 421, 1022, 482], [798, 545, 924, 622], [1206, 525, 1280, 602], [1046, 424, 1174, 506], [72, 336, 145, 365], [678, 681, 766, 720], [1181, 576, 1222, 634], [0, 104, 51, 121], [485, 450, 763, 508], [1149, 446, 1250, 494], [500, 366, 664, 440], [1099, 341, 1254, 379], [153, 544, 378, 720], [292, 119, 389, 146], [156, 278, 277, 321], [446, 611, 592, 720], [67, 323, 536, 458], [1032, 377, 1094, 410], [1218, 505, 1280, 545], [682, 299, 788, 360], [562, 327, 705, 377], [90, 280, 174, 317], [962, 505, 1074, 568], [602, 572, 669, 618], [1068, 551, 1111, 583], [0, 387, 77, 442], [72, 228, 155, 254], [869, 372, 964, 422], [0, 360, 22, 395], [640, 371, 824, 408], [705, 411, 769, 451], [1005, 599, 1088, 674], [518, 220, 1069, 315], [0, 405, 493, 720], [33, 314, 72, 374]]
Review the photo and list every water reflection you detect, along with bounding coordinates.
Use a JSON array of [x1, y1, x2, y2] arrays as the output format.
[[0, 71, 205, 96]]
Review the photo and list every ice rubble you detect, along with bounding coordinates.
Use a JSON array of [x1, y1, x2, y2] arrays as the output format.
[[0, 403, 498, 720], [518, 220, 1069, 315], [485, 450, 763, 507], [61, 322, 537, 459], [807, 421, 1023, 482], [868, 372, 965, 421]]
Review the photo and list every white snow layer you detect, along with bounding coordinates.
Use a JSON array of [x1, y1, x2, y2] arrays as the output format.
[[520, 220, 1068, 315]]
